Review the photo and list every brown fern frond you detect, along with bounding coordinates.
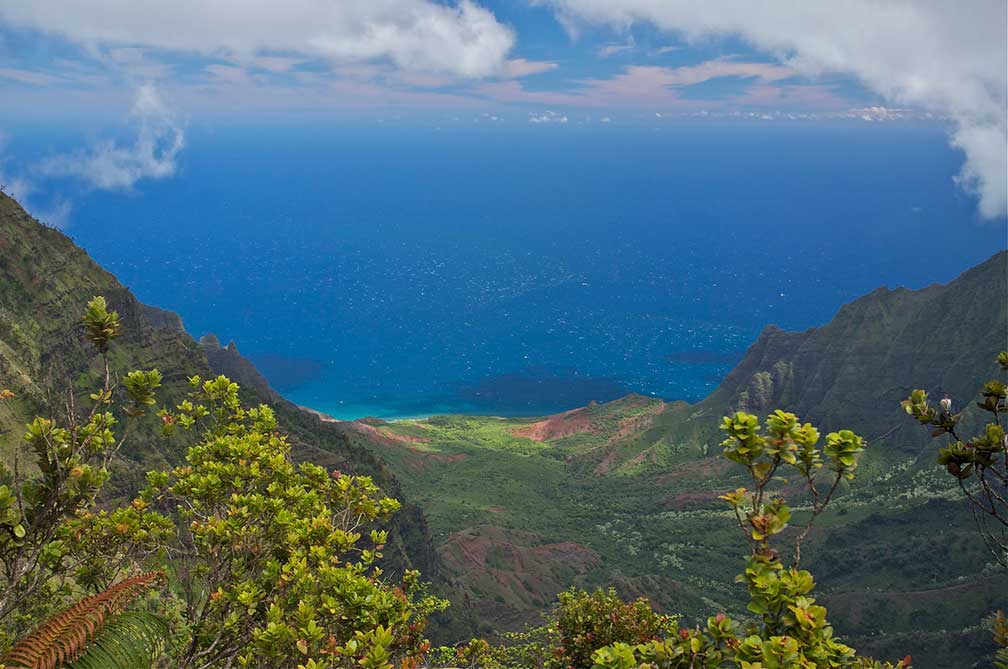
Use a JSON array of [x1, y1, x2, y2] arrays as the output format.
[[2, 571, 165, 669]]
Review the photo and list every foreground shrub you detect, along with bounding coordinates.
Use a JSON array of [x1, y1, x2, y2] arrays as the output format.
[[113, 374, 451, 668], [0, 297, 163, 646], [902, 351, 1008, 566]]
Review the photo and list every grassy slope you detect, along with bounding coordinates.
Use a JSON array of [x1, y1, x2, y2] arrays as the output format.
[[357, 252, 1007, 667], [0, 193, 444, 592]]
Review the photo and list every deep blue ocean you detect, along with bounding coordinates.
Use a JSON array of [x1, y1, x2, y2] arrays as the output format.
[[23, 121, 1006, 419]]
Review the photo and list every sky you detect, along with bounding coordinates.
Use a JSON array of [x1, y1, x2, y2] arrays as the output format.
[[0, 1, 1005, 224]]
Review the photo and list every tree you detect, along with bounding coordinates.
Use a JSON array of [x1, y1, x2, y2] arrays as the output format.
[[591, 410, 910, 669], [110, 374, 447, 669], [902, 351, 1008, 566], [0, 297, 164, 643]]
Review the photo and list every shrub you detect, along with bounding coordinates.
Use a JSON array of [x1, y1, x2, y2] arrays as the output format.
[[549, 588, 676, 669], [0, 297, 163, 645], [118, 374, 448, 669], [437, 588, 673, 669], [902, 351, 1008, 566]]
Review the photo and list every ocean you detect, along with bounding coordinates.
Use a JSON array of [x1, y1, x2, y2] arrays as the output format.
[[33, 120, 1006, 419]]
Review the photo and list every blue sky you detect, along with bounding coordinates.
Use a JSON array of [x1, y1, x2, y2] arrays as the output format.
[[0, 2, 886, 122], [0, 1, 1004, 221]]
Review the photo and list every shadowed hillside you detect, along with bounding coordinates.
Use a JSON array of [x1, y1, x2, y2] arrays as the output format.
[[686, 250, 1007, 446]]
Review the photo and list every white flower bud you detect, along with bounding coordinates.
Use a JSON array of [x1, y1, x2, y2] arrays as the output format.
[[939, 397, 952, 412]]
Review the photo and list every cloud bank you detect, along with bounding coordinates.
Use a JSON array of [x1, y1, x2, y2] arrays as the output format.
[[40, 85, 184, 190], [0, 0, 515, 78], [543, 0, 1008, 218]]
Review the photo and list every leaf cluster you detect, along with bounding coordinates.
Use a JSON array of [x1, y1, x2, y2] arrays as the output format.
[[0, 297, 162, 638], [903, 352, 1008, 565]]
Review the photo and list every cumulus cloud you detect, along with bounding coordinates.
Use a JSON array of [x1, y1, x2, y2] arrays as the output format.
[[541, 0, 1008, 218], [40, 85, 184, 190], [0, 0, 514, 78]]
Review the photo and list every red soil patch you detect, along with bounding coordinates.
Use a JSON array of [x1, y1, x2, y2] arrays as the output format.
[[593, 449, 619, 475], [512, 406, 597, 441], [662, 489, 722, 510], [439, 526, 603, 629], [346, 421, 431, 445], [441, 526, 599, 574], [611, 401, 666, 441], [339, 421, 466, 472]]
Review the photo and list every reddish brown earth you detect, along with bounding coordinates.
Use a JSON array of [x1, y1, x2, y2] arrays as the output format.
[[514, 395, 667, 444], [512, 406, 597, 441], [662, 489, 722, 510], [611, 401, 667, 441], [439, 525, 601, 628], [323, 419, 468, 472], [590, 401, 668, 474], [593, 449, 621, 475]]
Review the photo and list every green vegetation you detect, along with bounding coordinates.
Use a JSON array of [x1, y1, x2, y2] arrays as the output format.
[[903, 352, 1008, 565], [0, 297, 165, 641], [588, 411, 904, 669], [2, 572, 167, 669], [350, 252, 1008, 666], [2, 299, 445, 668], [433, 588, 675, 669], [1, 193, 1005, 667], [355, 401, 1002, 664]]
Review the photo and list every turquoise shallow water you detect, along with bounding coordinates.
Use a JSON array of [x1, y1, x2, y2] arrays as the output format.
[[41, 121, 1006, 419]]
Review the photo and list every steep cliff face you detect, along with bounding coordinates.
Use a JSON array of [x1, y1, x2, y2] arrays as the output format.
[[0, 193, 443, 586], [679, 250, 1007, 447]]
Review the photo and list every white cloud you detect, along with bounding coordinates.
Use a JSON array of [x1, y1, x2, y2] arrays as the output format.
[[953, 124, 1008, 219], [0, 160, 34, 204], [34, 198, 73, 229], [0, 67, 63, 86], [598, 41, 634, 58], [479, 59, 800, 109], [847, 106, 906, 122], [0, 0, 515, 78], [504, 58, 558, 78], [528, 110, 568, 123], [541, 0, 1008, 218], [40, 85, 184, 190]]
